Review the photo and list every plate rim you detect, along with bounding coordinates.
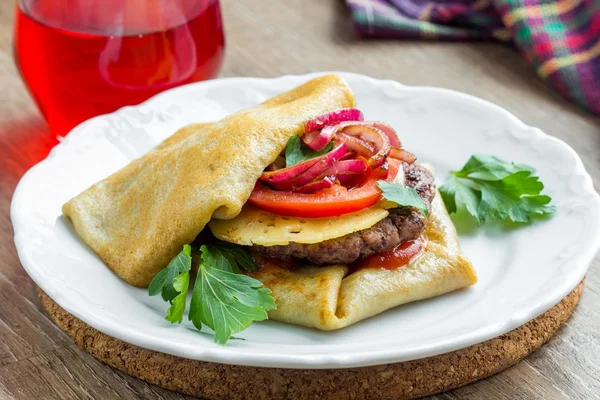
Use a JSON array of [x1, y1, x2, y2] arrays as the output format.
[[11, 71, 600, 369]]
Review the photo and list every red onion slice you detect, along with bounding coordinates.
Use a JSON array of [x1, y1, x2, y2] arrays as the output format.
[[334, 133, 374, 158], [336, 173, 361, 187], [263, 113, 412, 193], [268, 143, 348, 190], [302, 125, 336, 151], [309, 121, 392, 168], [303, 119, 401, 155], [323, 121, 401, 147], [341, 125, 391, 168], [370, 122, 401, 148], [260, 157, 320, 183], [389, 147, 417, 164], [294, 177, 335, 193], [319, 159, 368, 189], [321, 159, 368, 177], [304, 108, 364, 133]]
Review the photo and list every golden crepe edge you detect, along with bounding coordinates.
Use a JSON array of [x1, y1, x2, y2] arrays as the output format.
[[62, 74, 355, 287]]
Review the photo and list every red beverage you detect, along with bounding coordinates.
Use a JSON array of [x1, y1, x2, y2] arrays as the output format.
[[14, 0, 225, 135]]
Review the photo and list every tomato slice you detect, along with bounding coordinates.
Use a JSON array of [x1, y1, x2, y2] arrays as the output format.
[[248, 159, 401, 218], [352, 237, 425, 271]]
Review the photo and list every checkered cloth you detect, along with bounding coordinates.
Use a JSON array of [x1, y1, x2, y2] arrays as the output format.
[[347, 0, 600, 115]]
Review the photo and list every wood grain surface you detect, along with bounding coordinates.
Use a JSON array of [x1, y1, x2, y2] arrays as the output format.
[[0, 1, 598, 399]]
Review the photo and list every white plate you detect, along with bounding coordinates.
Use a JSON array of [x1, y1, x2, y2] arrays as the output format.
[[12, 72, 600, 369]]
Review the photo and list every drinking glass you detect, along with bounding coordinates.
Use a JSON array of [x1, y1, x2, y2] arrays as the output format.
[[14, 0, 225, 135]]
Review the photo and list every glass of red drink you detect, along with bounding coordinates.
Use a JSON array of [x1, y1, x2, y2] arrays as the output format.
[[14, 0, 225, 136]]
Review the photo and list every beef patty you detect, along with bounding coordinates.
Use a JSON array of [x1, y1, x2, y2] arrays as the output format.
[[253, 163, 436, 265]]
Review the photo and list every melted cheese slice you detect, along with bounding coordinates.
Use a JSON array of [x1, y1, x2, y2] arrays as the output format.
[[208, 205, 389, 246]]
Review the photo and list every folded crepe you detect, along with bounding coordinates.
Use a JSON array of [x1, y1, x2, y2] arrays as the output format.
[[245, 191, 477, 330], [63, 75, 355, 287], [64, 74, 477, 331]]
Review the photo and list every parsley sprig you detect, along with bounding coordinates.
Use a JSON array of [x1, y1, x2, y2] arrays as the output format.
[[377, 181, 429, 217], [439, 154, 555, 224], [148, 244, 192, 307], [148, 243, 276, 344]]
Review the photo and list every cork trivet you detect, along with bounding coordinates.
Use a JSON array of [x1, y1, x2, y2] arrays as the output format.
[[39, 281, 583, 400]]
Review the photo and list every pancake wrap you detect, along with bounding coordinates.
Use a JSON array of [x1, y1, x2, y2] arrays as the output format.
[[248, 192, 478, 330], [63, 75, 355, 287]]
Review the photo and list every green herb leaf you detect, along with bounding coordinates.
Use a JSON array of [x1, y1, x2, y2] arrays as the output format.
[[189, 245, 276, 344], [377, 181, 429, 218], [439, 175, 481, 223], [200, 243, 259, 273], [285, 134, 333, 167], [210, 243, 259, 272], [476, 173, 555, 223], [160, 283, 180, 303], [148, 244, 192, 298], [201, 245, 240, 273], [165, 271, 190, 324], [148, 243, 273, 344], [453, 154, 534, 180], [439, 154, 555, 224]]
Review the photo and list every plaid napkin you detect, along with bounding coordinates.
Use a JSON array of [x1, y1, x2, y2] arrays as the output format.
[[346, 0, 600, 115]]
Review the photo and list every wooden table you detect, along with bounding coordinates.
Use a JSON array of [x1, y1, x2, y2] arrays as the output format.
[[1, 0, 599, 399]]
